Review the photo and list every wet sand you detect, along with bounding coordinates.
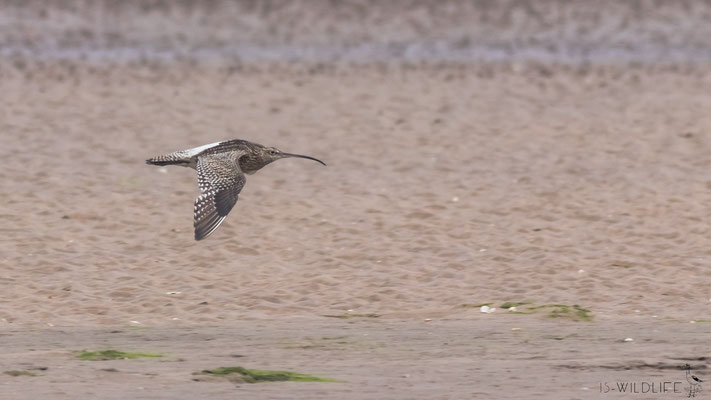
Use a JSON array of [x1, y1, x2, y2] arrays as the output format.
[[1, 317, 710, 400]]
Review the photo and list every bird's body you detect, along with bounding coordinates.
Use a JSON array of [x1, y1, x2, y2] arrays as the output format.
[[147, 139, 325, 240], [684, 364, 704, 389], [687, 370, 704, 384]]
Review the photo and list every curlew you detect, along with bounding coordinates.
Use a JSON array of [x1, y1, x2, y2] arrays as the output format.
[[147, 139, 325, 240]]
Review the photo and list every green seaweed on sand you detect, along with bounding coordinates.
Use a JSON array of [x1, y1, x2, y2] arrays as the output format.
[[460, 303, 492, 308], [4, 370, 37, 377], [322, 313, 380, 319], [486, 302, 593, 321], [198, 367, 339, 383], [500, 302, 531, 309], [528, 304, 592, 321], [77, 350, 163, 361]]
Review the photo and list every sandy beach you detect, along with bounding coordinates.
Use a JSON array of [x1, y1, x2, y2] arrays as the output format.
[[1, 1, 710, 399]]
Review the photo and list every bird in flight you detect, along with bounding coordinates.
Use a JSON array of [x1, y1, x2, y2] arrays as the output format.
[[147, 139, 325, 240]]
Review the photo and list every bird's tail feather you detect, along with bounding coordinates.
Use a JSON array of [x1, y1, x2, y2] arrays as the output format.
[[146, 153, 191, 166]]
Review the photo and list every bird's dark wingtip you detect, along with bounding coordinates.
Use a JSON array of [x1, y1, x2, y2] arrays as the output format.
[[194, 229, 209, 241]]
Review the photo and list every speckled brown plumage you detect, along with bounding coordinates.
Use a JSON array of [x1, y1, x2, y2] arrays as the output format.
[[147, 139, 325, 240]]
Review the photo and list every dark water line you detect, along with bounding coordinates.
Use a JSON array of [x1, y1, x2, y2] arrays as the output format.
[[4, 42, 711, 66]]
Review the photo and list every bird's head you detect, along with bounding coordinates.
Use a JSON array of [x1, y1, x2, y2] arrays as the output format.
[[262, 146, 326, 166], [240, 145, 326, 174]]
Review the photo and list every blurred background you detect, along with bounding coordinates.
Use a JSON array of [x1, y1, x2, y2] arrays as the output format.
[[2, 0, 711, 67]]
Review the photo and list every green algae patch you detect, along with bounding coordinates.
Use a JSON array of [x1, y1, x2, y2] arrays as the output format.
[[550, 304, 592, 321], [488, 302, 594, 321], [460, 301, 592, 321], [460, 303, 492, 308], [529, 304, 592, 321], [322, 313, 380, 319], [198, 367, 339, 383], [500, 302, 531, 309], [77, 350, 163, 361], [4, 370, 37, 377]]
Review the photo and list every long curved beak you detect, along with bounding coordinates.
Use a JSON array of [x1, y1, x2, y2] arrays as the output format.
[[282, 152, 327, 166]]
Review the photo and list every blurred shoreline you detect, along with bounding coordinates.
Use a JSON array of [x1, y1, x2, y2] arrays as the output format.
[[2, 0, 711, 66]]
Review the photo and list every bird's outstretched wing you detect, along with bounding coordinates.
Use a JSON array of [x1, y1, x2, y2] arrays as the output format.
[[193, 152, 246, 240]]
